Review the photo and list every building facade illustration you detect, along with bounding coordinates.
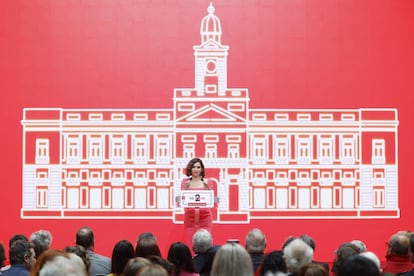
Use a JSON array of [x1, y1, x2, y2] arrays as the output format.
[[21, 3, 399, 222]]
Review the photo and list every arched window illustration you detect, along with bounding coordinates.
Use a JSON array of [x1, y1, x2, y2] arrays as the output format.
[[297, 136, 311, 164], [274, 135, 289, 164], [319, 135, 333, 164], [228, 144, 239, 159], [183, 144, 195, 159], [155, 137, 170, 163], [206, 144, 217, 158], [133, 136, 148, 164], [252, 136, 267, 164], [66, 135, 82, 164], [89, 135, 104, 164], [36, 139, 50, 164], [341, 135, 356, 164], [111, 135, 126, 164], [372, 139, 386, 164]]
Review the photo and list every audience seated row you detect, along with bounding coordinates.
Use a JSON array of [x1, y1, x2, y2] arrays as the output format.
[[1, 228, 413, 276]]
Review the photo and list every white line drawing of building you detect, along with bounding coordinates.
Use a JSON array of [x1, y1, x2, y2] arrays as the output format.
[[21, 3, 399, 222]]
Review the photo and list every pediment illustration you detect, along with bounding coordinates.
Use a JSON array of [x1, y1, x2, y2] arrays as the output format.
[[176, 103, 246, 123], [195, 39, 228, 50]]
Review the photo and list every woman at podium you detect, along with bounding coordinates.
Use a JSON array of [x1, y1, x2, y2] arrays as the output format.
[[180, 158, 214, 244]]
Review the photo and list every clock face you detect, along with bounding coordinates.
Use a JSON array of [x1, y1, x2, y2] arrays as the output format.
[[206, 60, 216, 73]]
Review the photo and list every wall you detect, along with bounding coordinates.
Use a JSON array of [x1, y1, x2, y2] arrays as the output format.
[[1, 0, 414, 262]]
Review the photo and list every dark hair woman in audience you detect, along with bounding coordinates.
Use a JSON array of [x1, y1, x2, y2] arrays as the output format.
[[147, 256, 175, 276], [109, 240, 135, 276], [336, 255, 381, 276], [135, 238, 162, 259], [331, 242, 361, 275], [257, 250, 286, 276], [167, 242, 199, 276]]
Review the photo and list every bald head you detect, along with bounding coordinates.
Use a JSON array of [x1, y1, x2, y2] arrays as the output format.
[[76, 227, 94, 250], [387, 232, 410, 256]]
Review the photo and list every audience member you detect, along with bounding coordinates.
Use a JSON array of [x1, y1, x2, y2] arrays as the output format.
[[359, 251, 381, 271], [137, 233, 157, 244], [108, 240, 135, 276], [331, 242, 360, 275], [76, 226, 111, 276], [4, 227, 414, 276], [35, 251, 87, 276], [135, 238, 162, 259], [29, 230, 52, 259], [283, 238, 313, 276], [256, 250, 286, 276], [400, 232, 414, 276], [137, 263, 168, 276], [2, 240, 35, 276], [123, 257, 151, 276], [350, 239, 367, 253], [210, 242, 254, 276], [282, 236, 296, 251], [30, 249, 64, 276], [382, 231, 413, 275], [9, 234, 28, 248], [167, 241, 198, 276], [245, 228, 267, 273], [297, 263, 328, 276], [299, 235, 329, 273], [192, 229, 219, 276], [147, 256, 175, 275], [63, 245, 91, 274], [336, 254, 381, 276], [0, 241, 5, 269], [1, 234, 29, 273]]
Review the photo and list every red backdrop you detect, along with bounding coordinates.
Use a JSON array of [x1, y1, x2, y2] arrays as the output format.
[[1, 0, 414, 263]]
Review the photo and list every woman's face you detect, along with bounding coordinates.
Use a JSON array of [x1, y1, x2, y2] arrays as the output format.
[[191, 162, 203, 177]]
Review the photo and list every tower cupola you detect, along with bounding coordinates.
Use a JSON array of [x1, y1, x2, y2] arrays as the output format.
[[200, 2, 222, 44]]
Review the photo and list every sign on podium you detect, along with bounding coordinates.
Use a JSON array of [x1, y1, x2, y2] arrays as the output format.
[[179, 190, 215, 208]]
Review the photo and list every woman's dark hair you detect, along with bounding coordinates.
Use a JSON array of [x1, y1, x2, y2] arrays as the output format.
[[336, 255, 380, 276], [167, 242, 196, 273], [260, 250, 287, 275], [135, 238, 162, 258], [148, 255, 175, 275], [331, 242, 361, 273], [185, 158, 205, 178], [110, 240, 135, 273]]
